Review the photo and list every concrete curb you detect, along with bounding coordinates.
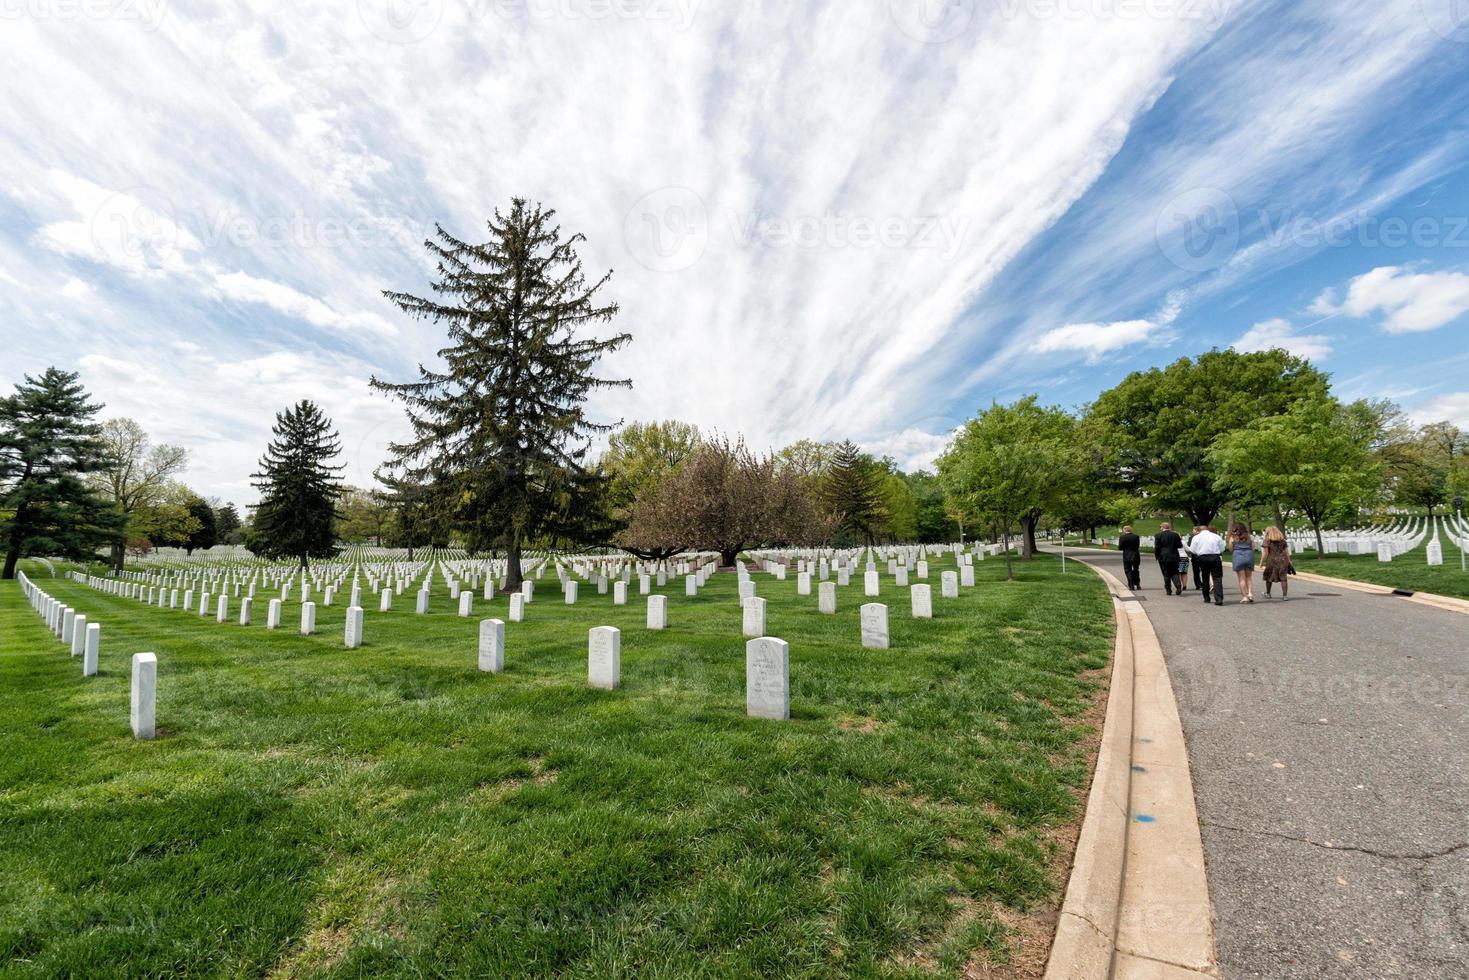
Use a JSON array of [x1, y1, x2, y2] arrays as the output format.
[[1293, 569, 1469, 616], [1045, 561, 1218, 979]]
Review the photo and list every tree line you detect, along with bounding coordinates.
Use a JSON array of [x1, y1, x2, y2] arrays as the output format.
[[5, 198, 1463, 580]]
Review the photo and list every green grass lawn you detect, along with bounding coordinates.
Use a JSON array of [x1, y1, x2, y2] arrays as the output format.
[[1295, 536, 1469, 599], [1, 552, 1111, 978]]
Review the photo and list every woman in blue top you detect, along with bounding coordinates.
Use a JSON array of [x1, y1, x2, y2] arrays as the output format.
[[1229, 524, 1257, 604]]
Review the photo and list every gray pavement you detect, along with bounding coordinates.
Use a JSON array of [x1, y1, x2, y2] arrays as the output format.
[[1065, 548, 1468, 979]]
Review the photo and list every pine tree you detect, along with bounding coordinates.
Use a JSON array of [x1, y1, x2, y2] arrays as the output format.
[[371, 198, 631, 591], [0, 368, 122, 578], [250, 400, 344, 569], [820, 440, 887, 546]]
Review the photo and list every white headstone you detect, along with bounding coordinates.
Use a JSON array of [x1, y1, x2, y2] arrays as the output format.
[[509, 593, 525, 622], [960, 565, 975, 588], [381, 588, 393, 612], [478, 619, 505, 673], [685, 575, 697, 596], [345, 606, 364, 649], [459, 592, 473, 617], [588, 626, 621, 690], [746, 637, 789, 720], [240, 597, 253, 625], [71, 614, 87, 657], [911, 584, 932, 619], [267, 598, 282, 630], [639, 574, 651, 595], [797, 571, 811, 596], [742, 596, 767, 637], [565, 581, 579, 604], [864, 570, 879, 597], [861, 603, 889, 649], [1427, 541, 1444, 566], [941, 571, 959, 599], [216, 595, 228, 623], [417, 589, 430, 614], [61, 608, 75, 645], [82, 623, 99, 676], [1378, 543, 1393, 563], [818, 581, 837, 614], [130, 652, 156, 739], [647, 594, 667, 630], [300, 601, 316, 636], [916, 560, 928, 579], [614, 581, 627, 605]]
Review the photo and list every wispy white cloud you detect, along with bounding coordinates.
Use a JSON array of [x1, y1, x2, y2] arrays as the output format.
[[1233, 317, 1334, 361], [1409, 391, 1469, 428], [210, 271, 397, 338], [1031, 319, 1165, 363], [1310, 265, 1469, 333]]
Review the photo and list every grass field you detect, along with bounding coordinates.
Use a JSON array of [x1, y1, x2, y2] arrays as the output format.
[[1, 552, 1112, 977], [1296, 536, 1469, 599]]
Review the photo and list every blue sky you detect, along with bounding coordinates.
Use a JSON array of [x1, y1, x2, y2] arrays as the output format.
[[3, 0, 1468, 505]]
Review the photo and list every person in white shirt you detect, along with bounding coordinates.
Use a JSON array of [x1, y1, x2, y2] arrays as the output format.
[[1188, 525, 1227, 605]]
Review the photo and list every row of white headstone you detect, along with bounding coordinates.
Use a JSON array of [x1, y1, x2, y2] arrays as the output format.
[[475, 621, 791, 720], [18, 570, 155, 740]]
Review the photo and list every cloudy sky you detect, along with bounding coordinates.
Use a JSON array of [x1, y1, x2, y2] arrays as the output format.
[[3, 0, 1469, 506]]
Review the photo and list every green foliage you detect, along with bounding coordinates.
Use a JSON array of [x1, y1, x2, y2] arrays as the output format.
[[1210, 398, 1378, 553], [372, 199, 631, 588], [91, 418, 190, 570], [215, 502, 243, 544], [904, 470, 959, 543], [249, 400, 345, 569], [601, 420, 701, 521], [937, 398, 1078, 573], [1090, 349, 1331, 524], [820, 441, 888, 545], [0, 367, 122, 578]]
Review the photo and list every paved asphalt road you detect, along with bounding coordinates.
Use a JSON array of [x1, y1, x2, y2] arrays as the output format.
[[1063, 548, 1467, 978]]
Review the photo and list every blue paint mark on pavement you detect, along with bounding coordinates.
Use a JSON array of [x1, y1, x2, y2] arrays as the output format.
[[1134, 814, 1156, 823]]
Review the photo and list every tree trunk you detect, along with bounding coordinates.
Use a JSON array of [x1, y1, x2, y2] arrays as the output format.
[[1002, 527, 1014, 581], [3, 501, 30, 580], [1019, 514, 1038, 560], [1314, 520, 1325, 558], [110, 539, 126, 573], [503, 535, 524, 593], [1274, 503, 1285, 531], [720, 547, 739, 569]]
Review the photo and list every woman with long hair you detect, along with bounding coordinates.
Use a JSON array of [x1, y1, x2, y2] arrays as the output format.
[[1261, 525, 1291, 600], [1229, 523, 1258, 604]]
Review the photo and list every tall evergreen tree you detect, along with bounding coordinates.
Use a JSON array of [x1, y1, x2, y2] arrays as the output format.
[[820, 440, 887, 546], [371, 198, 631, 591], [0, 368, 122, 578], [249, 400, 344, 569]]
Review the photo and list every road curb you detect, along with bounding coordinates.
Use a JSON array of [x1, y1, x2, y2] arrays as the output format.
[[1045, 562, 1217, 979]]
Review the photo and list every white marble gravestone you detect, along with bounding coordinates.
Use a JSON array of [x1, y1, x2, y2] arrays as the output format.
[[588, 626, 621, 690], [861, 603, 889, 649], [478, 619, 505, 673], [960, 565, 975, 588], [746, 637, 789, 720], [240, 597, 253, 625], [797, 571, 811, 596], [82, 623, 99, 676], [345, 606, 364, 649], [614, 581, 627, 605], [216, 595, 228, 623], [742, 596, 767, 637], [911, 584, 933, 619], [267, 598, 282, 629], [685, 575, 697, 596], [381, 588, 393, 612], [1378, 543, 1393, 562], [70, 614, 87, 656], [565, 581, 579, 604], [509, 593, 524, 622], [1427, 541, 1444, 566], [647, 594, 667, 630], [417, 589, 430, 614], [864, 570, 879, 597], [941, 571, 959, 599], [818, 581, 837, 614], [130, 652, 156, 739], [459, 592, 473, 617], [300, 601, 316, 635]]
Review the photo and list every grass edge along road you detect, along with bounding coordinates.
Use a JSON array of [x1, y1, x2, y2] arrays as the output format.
[[2, 553, 1111, 978]]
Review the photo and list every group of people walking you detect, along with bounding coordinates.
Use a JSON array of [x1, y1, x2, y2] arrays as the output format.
[[1118, 522, 1293, 604]]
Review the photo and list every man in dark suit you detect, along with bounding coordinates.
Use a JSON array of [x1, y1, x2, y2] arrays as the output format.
[[1154, 522, 1185, 595], [1119, 525, 1142, 590]]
